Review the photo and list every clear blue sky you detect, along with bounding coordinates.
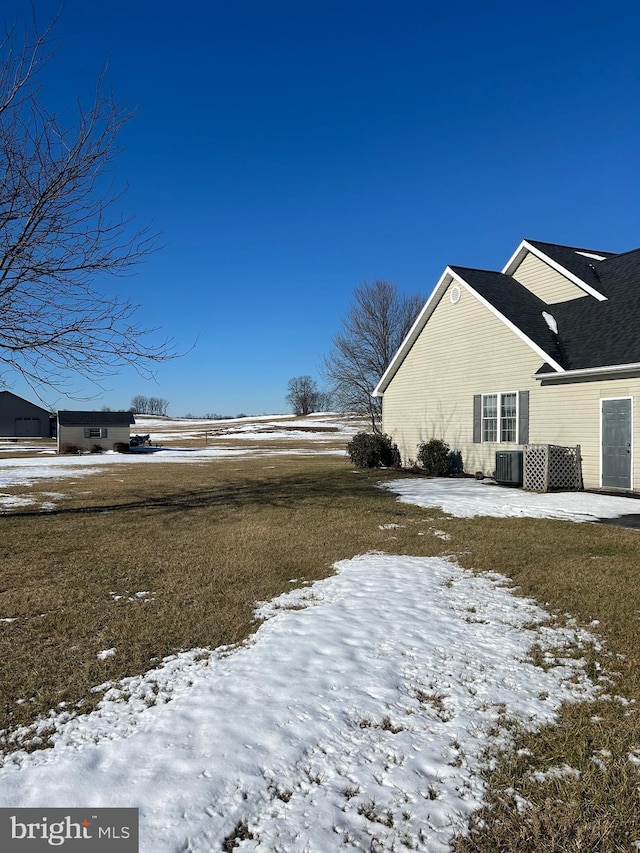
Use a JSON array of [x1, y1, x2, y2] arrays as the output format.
[[4, 0, 640, 416]]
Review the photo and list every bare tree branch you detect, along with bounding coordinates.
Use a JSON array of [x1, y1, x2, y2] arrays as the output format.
[[0, 12, 178, 394]]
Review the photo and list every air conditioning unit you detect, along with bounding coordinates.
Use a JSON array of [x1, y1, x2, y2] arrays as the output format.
[[495, 450, 523, 486]]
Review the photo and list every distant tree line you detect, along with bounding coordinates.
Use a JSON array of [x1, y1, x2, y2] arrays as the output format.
[[130, 395, 170, 416], [181, 412, 248, 420]]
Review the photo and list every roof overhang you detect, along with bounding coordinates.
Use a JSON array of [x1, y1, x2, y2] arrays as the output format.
[[373, 266, 565, 397], [503, 239, 608, 302], [535, 362, 640, 385]]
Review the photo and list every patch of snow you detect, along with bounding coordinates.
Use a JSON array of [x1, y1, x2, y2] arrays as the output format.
[[575, 251, 607, 261], [542, 311, 558, 334], [383, 477, 640, 523], [530, 764, 581, 782], [0, 553, 601, 852], [0, 494, 35, 510], [96, 648, 116, 661], [429, 528, 451, 540]]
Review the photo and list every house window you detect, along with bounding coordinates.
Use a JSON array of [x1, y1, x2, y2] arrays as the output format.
[[84, 427, 108, 438], [500, 393, 517, 442], [482, 394, 497, 442], [474, 391, 528, 445], [482, 392, 517, 443]]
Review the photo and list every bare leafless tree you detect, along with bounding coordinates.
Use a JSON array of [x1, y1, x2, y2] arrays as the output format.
[[148, 396, 169, 416], [324, 280, 423, 431], [286, 375, 320, 416], [0, 13, 176, 395]]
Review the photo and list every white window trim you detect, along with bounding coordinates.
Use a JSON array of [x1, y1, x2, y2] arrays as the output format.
[[481, 391, 519, 444]]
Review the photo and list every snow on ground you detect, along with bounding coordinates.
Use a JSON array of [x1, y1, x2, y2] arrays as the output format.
[[384, 477, 640, 523], [0, 553, 601, 853], [133, 413, 362, 443]]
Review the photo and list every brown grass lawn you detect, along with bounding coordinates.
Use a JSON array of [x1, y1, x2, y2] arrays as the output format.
[[1, 439, 639, 850]]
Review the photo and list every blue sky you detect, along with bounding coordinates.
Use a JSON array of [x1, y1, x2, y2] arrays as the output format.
[[3, 0, 640, 416]]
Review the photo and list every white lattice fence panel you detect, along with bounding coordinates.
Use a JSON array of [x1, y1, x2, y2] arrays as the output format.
[[524, 444, 582, 492], [523, 445, 548, 491], [548, 445, 582, 490]]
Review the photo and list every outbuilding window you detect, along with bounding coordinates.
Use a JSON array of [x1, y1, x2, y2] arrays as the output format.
[[84, 427, 108, 438]]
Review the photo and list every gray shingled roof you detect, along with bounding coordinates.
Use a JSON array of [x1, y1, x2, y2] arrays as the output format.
[[524, 240, 617, 297], [548, 248, 640, 369], [454, 243, 640, 372], [57, 411, 135, 426]]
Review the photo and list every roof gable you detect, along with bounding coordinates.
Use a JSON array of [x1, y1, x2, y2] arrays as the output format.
[[0, 390, 52, 416], [374, 239, 640, 396], [373, 265, 564, 396], [448, 267, 563, 366], [503, 239, 614, 301]]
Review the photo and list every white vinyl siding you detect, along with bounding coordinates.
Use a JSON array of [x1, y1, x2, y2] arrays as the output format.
[[511, 252, 589, 303], [57, 423, 131, 451], [381, 281, 541, 475], [533, 379, 640, 490]]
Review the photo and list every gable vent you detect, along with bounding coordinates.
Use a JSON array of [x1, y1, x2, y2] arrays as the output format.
[[450, 285, 461, 304]]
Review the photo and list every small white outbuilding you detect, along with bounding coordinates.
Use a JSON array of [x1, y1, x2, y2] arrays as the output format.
[[57, 410, 135, 452]]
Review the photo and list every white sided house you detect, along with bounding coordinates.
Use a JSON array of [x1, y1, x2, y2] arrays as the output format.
[[57, 410, 135, 453], [373, 239, 640, 492]]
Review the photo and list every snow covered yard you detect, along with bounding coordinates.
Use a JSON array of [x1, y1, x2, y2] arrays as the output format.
[[0, 552, 602, 852], [382, 475, 640, 524]]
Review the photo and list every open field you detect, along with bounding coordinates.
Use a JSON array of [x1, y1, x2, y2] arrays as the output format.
[[0, 415, 639, 850]]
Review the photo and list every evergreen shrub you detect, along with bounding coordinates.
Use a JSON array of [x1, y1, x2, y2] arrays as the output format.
[[416, 439, 464, 477], [347, 432, 401, 468]]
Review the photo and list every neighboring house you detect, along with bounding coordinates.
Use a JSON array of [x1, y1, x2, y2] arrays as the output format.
[[373, 239, 640, 492], [57, 411, 135, 452], [0, 390, 55, 438]]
